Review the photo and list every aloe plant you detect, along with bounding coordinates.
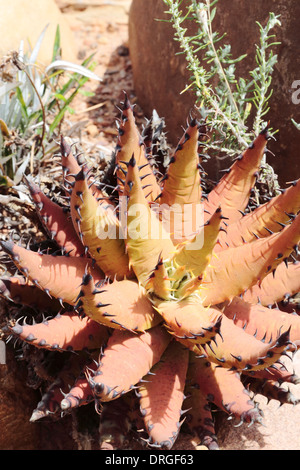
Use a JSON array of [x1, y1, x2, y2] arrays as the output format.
[[0, 95, 299, 450]]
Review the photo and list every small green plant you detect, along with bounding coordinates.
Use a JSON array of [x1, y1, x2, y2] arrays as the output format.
[[0, 25, 101, 187], [162, 0, 281, 162]]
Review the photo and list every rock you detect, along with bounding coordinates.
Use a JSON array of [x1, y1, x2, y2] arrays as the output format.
[[0, 0, 77, 65], [129, 0, 300, 185]]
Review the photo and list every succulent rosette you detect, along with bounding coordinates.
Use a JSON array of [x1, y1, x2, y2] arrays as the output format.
[[1, 94, 300, 450]]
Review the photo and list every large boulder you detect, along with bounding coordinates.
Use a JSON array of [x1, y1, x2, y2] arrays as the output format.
[[0, 0, 77, 65], [129, 0, 300, 184]]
